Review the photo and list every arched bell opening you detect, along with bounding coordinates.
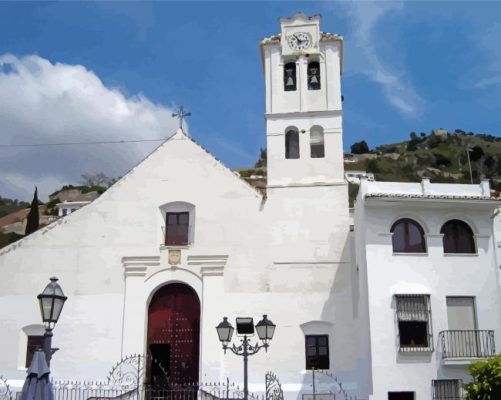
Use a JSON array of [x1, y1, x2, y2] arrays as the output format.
[[146, 282, 200, 386]]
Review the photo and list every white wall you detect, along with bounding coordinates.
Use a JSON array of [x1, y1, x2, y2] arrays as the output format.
[[356, 180, 501, 399]]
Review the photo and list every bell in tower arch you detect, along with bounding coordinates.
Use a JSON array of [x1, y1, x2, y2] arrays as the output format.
[[308, 61, 321, 90], [283, 62, 297, 91]]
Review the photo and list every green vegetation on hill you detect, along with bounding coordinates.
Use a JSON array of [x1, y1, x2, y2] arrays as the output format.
[[352, 130, 501, 190]]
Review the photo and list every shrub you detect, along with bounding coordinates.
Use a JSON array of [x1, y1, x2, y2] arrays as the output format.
[[465, 354, 501, 400]]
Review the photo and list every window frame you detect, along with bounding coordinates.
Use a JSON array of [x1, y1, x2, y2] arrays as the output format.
[[285, 129, 300, 159], [304, 334, 330, 370], [395, 294, 433, 352], [310, 126, 325, 159], [440, 219, 476, 254], [165, 211, 190, 246], [390, 218, 427, 254]]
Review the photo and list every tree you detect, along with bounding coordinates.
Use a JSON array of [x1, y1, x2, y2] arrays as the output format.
[[465, 354, 501, 400], [25, 187, 39, 236], [350, 140, 369, 154], [410, 132, 418, 141], [469, 146, 484, 162], [254, 147, 267, 168], [80, 172, 115, 188]]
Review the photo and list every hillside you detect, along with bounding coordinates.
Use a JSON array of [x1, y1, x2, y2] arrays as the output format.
[[347, 130, 501, 189], [0, 196, 30, 218]]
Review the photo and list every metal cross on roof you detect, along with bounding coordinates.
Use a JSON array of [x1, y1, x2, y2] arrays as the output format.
[[171, 106, 191, 131]]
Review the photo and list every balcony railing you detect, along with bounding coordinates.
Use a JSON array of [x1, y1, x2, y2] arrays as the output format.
[[438, 330, 495, 359], [432, 379, 465, 400]]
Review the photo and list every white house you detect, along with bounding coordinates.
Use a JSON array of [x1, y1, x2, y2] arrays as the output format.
[[0, 13, 499, 400], [55, 201, 92, 217], [354, 178, 501, 400]]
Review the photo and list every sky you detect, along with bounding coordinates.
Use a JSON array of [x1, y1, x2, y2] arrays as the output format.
[[1, 1, 501, 201]]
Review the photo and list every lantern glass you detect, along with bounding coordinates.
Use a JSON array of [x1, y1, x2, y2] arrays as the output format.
[[255, 315, 276, 341], [37, 277, 67, 326], [216, 317, 234, 343]]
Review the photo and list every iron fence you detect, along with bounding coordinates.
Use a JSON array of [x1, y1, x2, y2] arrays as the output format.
[[51, 382, 256, 400], [432, 379, 464, 400], [438, 330, 495, 359]]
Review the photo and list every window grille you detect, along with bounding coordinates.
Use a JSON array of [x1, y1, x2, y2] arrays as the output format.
[[395, 295, 433, 351], [432, 379, 463, 400]]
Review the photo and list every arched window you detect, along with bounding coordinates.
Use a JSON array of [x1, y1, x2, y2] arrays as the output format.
[[307, 61, 321, 90], [284, 62, 297, 91], [441, 220, 475, 254], [391, 218, 426, 253], [310, 125, 325, 158], [285, 129, 300, 159]]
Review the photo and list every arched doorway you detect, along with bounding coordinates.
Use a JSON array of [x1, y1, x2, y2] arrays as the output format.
[[147, 283, 200, 385]]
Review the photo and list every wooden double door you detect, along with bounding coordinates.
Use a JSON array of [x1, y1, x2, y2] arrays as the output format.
[[147, 283, 200, 385]]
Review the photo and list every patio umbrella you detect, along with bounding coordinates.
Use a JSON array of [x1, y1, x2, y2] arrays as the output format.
[[21, 350, 54, 400]]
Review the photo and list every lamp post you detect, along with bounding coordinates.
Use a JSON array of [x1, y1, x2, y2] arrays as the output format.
[[216, 315, 276, 400], [37, 277, 67, 367]]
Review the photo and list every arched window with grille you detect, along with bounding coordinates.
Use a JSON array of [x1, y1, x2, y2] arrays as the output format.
[[307, 61, 321, 90], [391, 218, 426, 253], [284, 62, 297, 91], [310, 125, 325, 158], [285, 128, 300, 159], [440, 220, 476, 254]]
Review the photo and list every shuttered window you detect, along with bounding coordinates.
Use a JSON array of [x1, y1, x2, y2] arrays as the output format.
[[395, 295, 433, 351]]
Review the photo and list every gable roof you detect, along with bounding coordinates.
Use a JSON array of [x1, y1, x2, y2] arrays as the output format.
[[0, 129, 262, 254]]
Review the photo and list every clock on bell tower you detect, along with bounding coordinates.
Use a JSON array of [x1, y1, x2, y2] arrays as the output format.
[[260, 13, 345, 189]]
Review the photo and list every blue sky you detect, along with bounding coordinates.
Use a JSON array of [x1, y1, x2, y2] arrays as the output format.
[[1, 1, 501, 200]]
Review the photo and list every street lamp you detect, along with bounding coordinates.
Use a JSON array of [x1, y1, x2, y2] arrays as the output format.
[[37, 277, 67, 367], [216, 315, 276, 400]]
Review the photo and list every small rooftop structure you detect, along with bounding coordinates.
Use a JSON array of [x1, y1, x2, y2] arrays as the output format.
[[55, 201, 91, 217]]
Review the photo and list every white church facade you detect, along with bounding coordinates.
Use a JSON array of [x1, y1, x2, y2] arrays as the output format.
[[0, 13, 500, 400]]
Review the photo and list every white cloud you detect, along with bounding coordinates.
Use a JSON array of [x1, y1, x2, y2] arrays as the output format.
[[329, 1, 425, 118], [0, 54, 179, 201]]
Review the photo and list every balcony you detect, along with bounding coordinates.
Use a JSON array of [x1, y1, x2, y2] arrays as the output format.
[[438, 330, 496, 364], [432, 379, 465, 400]]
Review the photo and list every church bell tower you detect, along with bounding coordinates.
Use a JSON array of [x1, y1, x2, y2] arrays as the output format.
[[260, 13, 345, 188]]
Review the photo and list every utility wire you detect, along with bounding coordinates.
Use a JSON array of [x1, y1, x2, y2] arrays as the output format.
[[0, 138, 167, 148]]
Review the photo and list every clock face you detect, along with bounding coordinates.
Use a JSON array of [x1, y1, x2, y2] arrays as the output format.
[[287, 32, 312, 51]]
